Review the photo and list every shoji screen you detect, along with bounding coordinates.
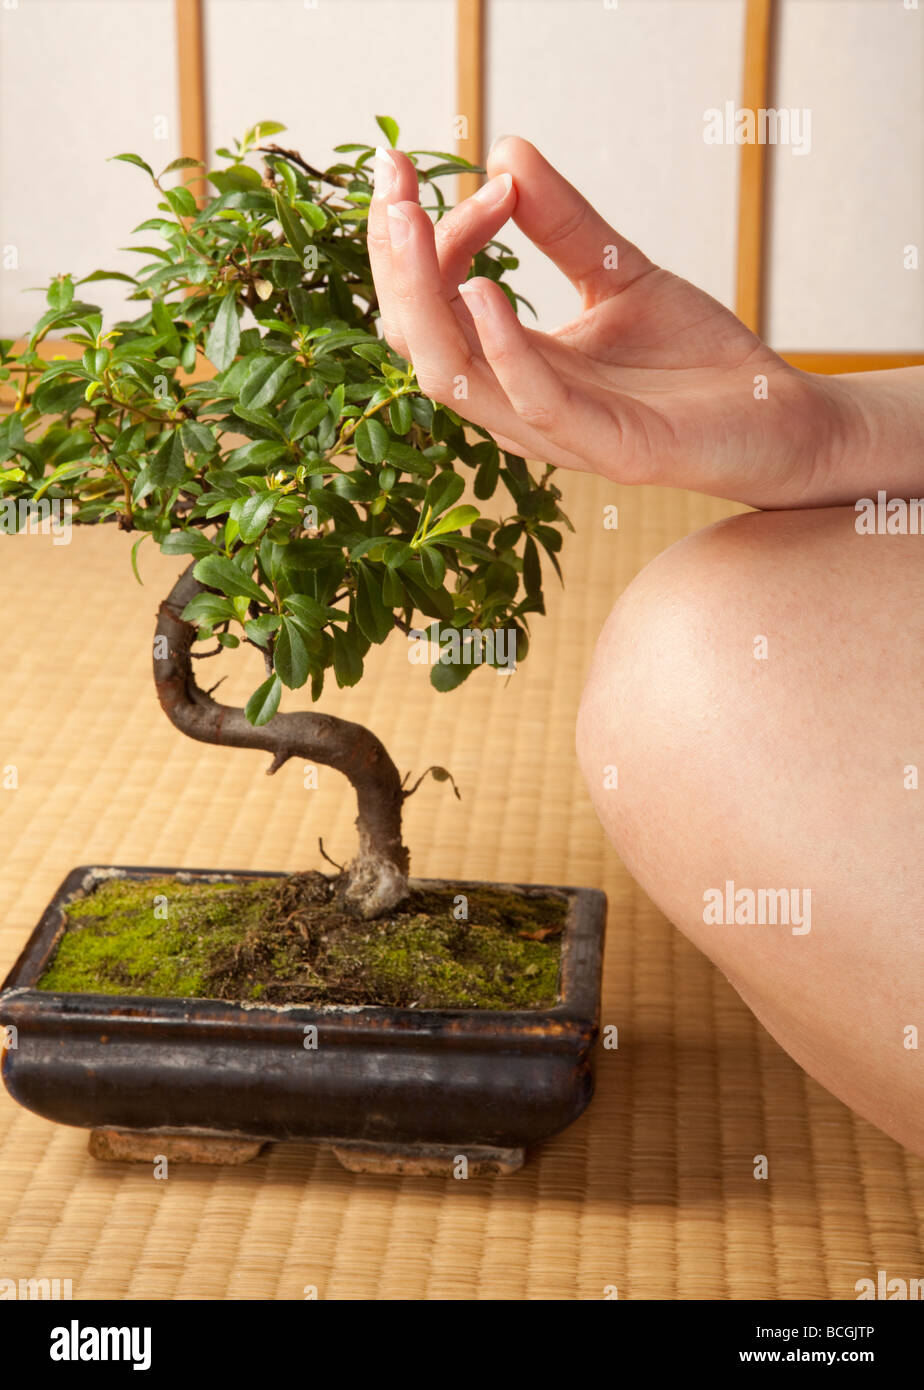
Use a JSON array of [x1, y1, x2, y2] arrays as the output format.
[[1, 0, 921, 356], [0, 0, 180, 334]]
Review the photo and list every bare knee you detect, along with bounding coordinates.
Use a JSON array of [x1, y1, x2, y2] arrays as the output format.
[[576, 505, 924, 1153], [576, 507, 782, 951]]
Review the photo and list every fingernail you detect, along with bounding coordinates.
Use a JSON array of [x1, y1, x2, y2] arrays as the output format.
[[488, 134, 514, 157], [387, 204, 410, 247], [458, 281, 487, 317], [474, 171, 513, 208], [372, 145, 397, 199]]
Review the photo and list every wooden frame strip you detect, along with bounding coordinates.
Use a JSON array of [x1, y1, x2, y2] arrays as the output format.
[[781, 352, 924, 374], [456, 0, 484, 201], [174, 0, 208, 201], [735, 0, 773, 333]]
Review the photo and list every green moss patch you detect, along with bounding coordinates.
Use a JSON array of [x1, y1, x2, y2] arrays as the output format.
[[36, 873, 567, 1010]]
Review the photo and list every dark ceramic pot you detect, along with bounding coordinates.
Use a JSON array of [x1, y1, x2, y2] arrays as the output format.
[[0, 866, 606, 1173]]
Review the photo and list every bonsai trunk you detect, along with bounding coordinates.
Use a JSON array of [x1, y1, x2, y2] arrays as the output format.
[[153, 564, 409, 919]]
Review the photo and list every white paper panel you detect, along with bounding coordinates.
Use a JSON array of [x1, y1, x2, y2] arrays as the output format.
[[765, 0, 924, 351], [203, 0, 457, 181], [484, 0, 747, 330], [0, 0, 179, 335], [1, 0, 920, 352]]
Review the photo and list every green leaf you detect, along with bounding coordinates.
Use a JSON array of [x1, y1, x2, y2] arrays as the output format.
[[205, 293, 241, 371], [182, 592, 238, 627], [426, 504, 480, 540], [209, 164, 264, 194], [239, 355, 295, 410], [244, 119, 287, 146], [355, 564, 394, 643], [245, 674, 282, 726], [181, 419, 217, 455], [400, 567, 454, 621], [46, 276, 74, 312], [474, 446, 500, 499], [354, 417, 390, 464], [224, 440, 289, 471], [284, 594, 329, 628], [386, 441, 434, 477], [32, 457, 87, 500], [430, 658, 476, 692], [523, 535, 542, 599], [237, 491, 276, 543], [193, 554, 269, 605], [149, 429, 187, 487], [160, 156, 204, 175], [159, 530, 215, 559], [375, 115, 400, 148], [382, 567, 405, 607], [164, 185, 198, 219], [76, 269, 137, 286], [273, 192, 309, 255], [243, 614, 281, 647], [274, 616, 310, 689], [276, 160, 299, 201], [425, 470, 465, 520], [295, 200, 327, 231], [332, 626, 364, 687], [110, 152, 154, 178], [289, 399, 328, 440], [389, 395, 412, 435], [130, 533, 148, 586], [383, 541, 414, 569], [418, 546, 446, 588], [231, 403, 286, 439]]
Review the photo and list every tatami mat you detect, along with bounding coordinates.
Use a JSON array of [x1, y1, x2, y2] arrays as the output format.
[[1, 472, 922, 1300]]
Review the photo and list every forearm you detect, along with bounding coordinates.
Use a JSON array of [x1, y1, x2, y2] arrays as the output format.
[[812, 366, 924, 505]]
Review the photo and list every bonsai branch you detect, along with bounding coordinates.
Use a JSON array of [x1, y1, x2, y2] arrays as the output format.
[[154, 564, 410, 919], [402, 766, 462, 801], [256, 143, 346, 187], [90, 427, 134, 528]]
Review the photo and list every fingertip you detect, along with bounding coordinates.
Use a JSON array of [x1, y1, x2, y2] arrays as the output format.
[[457, 279, 491, 318], [486, 133, 534, 175], [372, 145, 398, 201], [386, 202, 416, 248]]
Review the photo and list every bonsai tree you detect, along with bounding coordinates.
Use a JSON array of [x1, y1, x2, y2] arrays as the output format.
[[0, 118, 570, 920]]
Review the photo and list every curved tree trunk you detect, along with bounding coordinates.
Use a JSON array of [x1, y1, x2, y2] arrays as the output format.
[[153, 563, 409, 918]]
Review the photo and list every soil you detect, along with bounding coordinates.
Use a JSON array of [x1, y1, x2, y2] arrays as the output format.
[[36, 872, 568, 1010]]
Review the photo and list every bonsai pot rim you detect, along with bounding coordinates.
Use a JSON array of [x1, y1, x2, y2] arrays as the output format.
[[0, 865, 607, 1160]]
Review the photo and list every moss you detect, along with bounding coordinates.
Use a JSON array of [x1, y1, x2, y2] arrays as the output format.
[[37, 874, 566, 1010]]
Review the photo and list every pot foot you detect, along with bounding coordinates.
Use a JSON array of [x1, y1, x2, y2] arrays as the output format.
[[88, 1127, 265, 1165], [330, 1140, 525, 1177]]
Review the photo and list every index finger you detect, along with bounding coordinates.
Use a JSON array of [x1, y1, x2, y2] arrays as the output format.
[[487, 136, 655, 307]]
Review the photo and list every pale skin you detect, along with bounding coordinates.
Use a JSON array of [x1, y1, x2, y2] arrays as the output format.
[[369, 137, 924, 1156]]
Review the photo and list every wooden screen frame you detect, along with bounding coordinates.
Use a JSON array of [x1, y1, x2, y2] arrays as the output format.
[[6, 0, 921, 376], [174, 0, 208, 203], [456, 0, 922, 375], [735, 0, 922, 372], [456, 0, 484, 200]]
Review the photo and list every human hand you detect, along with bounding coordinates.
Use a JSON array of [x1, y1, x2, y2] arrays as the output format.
[[368, 136, 852, 510]]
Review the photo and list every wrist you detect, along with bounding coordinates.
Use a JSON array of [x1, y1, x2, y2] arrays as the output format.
[[806, 367, 924, 506]]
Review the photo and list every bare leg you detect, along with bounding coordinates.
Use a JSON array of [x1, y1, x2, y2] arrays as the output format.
[[577, 505, 924, 1155]]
